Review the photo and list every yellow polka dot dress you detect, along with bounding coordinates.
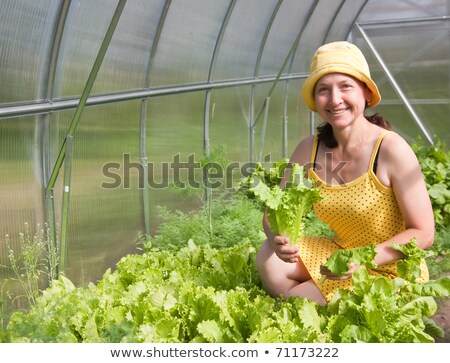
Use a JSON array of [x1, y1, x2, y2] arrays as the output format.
[[298, 131, 429, 301]]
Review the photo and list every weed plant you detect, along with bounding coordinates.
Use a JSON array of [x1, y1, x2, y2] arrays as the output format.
[[0, 223, 58, 326]]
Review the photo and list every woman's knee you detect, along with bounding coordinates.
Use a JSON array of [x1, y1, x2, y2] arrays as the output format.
[[255, 239, 272, 271]]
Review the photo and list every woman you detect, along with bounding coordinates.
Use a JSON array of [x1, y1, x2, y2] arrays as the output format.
[[255, 41, 434, 306]]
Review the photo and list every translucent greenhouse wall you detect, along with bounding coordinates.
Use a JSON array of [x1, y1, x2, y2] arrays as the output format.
[[0, 0, 449, 287]]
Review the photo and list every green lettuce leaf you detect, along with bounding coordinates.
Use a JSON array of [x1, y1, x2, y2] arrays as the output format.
[[321, 244, 377, 277], [391, 238, 434, 282], [248, 162, 323, 243]]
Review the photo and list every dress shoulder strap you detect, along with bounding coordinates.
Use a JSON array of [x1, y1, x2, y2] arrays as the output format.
[[369, 130, 394, 172], [308, 134, 319, 177]]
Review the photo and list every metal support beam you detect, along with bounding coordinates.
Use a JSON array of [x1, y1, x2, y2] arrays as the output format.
[[258, 97, 271, 162], [203, 0, 236, 203], [43, 0, 127, 275], [0, 73, 308, 119], [138, 0, 172, 237], [59, 134, 74, 274], [45, 0, 127, 193], [355, 22, 434, 145]]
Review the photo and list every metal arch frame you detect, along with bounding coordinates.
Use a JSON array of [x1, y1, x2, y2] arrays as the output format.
[[36, 0, 72, 275], [280, 0, 321, 156], [202, 0, 237, 206], [26, 0, 71, 268], [358, 15, 450, 27], [139, 0, 172, 237], [203, 0, 237, 159], [45, 0, 127, 190], [343, 0, 369, 41], [249, 0, 284, 162]]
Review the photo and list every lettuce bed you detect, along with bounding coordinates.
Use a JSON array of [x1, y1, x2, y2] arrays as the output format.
[[2, 214, 450, 343]]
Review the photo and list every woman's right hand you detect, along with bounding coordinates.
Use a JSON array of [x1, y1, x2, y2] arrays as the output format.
[[269, 235, 299, 263]]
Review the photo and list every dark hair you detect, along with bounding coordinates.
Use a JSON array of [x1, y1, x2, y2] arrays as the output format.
[[317, 113, 392, 148]]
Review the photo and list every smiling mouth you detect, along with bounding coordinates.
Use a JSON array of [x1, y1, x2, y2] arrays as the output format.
[[328, 108, 348, 115]]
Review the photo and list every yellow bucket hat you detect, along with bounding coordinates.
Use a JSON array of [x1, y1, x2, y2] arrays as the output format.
[[301, 41, 381, 112]]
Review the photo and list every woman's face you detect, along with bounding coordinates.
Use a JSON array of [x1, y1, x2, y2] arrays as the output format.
[[314, 73, 371, 128]]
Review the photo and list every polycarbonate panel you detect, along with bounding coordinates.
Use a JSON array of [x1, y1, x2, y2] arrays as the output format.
[[92, 0, 167, 93], [258, 0, 316, 77], [358, 0, 449, 22], [292, 0, 351, 74], [253, 82, 290, 163], [0, 0, 61, 104], [351, 16, 450, 145], [212, 0, 278, 81], [62, 102, 143, 285], [0, 117, 44, 277], [54, 0, 117, 98], [145, 92, 205, 227], [210, 86, 252, 162], [208, 80, 309, 190], [252, 79, 311, 162], [324, 0, 368, 43], [149, 0, 230, 87]]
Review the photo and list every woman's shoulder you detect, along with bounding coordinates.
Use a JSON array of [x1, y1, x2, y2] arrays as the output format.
[[381, 131, 416, 158], [379, 131, 420, 172], [290, 134, 316, 166]]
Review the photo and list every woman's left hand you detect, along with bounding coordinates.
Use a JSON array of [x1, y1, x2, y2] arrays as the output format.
[[319, 262, 359, 281]]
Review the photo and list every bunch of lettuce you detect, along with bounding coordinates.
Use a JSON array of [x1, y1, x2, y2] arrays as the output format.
[[391, 238, 434, 282], [243, 161, 323, 244], [320, 239, 434, 283], [238, 159, 290, 194], [319, 244, 377, 284]]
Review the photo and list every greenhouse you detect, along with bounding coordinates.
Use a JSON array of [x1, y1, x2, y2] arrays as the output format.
[[1, 0, 450, 344]]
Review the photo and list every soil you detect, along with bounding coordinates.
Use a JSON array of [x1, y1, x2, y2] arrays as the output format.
[[433, 296, 450, 343]]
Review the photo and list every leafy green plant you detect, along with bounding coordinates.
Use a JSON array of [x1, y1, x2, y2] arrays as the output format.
[[147, 193, 264, 251], [2, 238, 449, 343], [322, 269, 449, 342], [391, 239, 434, 282], [1, 201, 448, 343], [237, 158, 290, 198], [241, 161, 323, 244], [319, 244, 377, 284], [412, 137, 450, 227], [427, 225, 450, 278]]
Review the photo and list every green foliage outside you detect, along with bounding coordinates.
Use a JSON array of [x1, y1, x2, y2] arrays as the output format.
[[0, 138, 449, 342], [412, 137, 450, 227], [411, 137, 450, 279]]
